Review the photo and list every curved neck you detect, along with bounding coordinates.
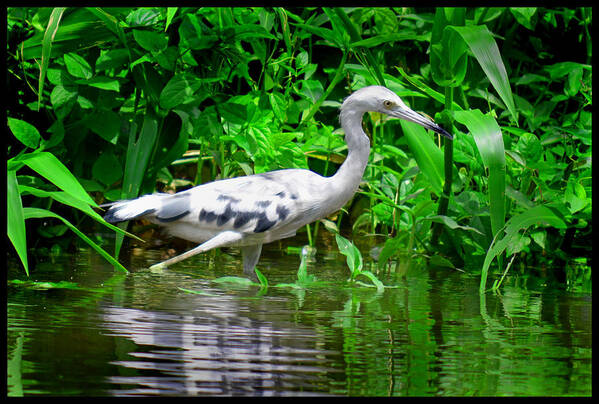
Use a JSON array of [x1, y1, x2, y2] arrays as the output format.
[[329, 108, 370, 205]]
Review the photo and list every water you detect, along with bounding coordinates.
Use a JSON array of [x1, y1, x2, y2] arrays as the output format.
[[7, 242, 592, 396]]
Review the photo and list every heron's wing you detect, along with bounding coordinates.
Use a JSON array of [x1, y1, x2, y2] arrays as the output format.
[[154, 170, 318, 235]]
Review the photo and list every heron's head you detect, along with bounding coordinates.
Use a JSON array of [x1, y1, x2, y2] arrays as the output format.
[[341, 85, 452, 140]]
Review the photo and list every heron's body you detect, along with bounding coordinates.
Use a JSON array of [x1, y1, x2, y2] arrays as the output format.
[[104, 86, 451, 277], [109, 168, 348, 246]]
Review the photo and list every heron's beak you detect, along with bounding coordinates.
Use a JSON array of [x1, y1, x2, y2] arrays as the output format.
[[390, 106, 453, 140]]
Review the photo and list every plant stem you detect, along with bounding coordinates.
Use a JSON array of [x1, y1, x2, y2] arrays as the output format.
[[431, 86, 454, 245]]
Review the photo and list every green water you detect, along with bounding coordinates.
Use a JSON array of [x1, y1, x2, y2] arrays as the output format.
[[7, 243, 591, 396]]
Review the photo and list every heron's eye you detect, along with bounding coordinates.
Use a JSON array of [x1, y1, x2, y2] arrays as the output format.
[[383, 100, 394, 109]]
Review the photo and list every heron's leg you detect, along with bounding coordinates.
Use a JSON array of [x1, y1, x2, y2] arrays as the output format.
[[149, 231, 242, 270], [241, 244, 263, 279]]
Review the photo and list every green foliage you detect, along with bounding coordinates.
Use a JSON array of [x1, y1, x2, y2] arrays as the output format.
[[7, 118, 134, 275], [7, 7, 591, 292], [336, 234, 384, 292]]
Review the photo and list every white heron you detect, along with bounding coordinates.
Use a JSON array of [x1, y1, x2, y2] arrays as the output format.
[[103, 85, 452, 278]]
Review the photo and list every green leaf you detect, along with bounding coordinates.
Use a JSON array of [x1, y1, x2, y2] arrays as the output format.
[[126, 7, 162, 27], [37, 7, 66, 110], [121, 116, 158, 200], [8, 280, 81, 290], [332, 7, 385, 85], [514, 132, 542, 164], [479, 205, 566, 293], [295, 23, 340, 47], [509, 8, 537, 30], [165, 7, 178, 31], [506, 233, 530, 256], [63, 52, 93, 79], [17, 151, 97, 207], [355, 271, 385, 293], [396, 67, 464, 111], [85, 110, 121, 144], [178, 14, 217, 50], [400, 120, 445, 196], [431, 8, 468, 87], [132, 29, 168, 53], [377, 235, 406, 269], [298, 80, 324, 103], [230, 24, 277, 41], [77, 76, 120, 92], [23, 207, 128, 273], [254, 268, 268, 288], [86, 7, 129, 48], [335, 234, 363, 277], [429, 255, 456, 269], [269, 92, 286, 122], [219, 101, 249, 125], [18, 185, 143, 243], [449, 25, 518, 122], [544, 61, 591, 81], [21, 8, 115, 61], [92, 151, 123, 186], [530, 230, 546, 249], [566, 67, 583, 97], [423, 215, 484, 235], [95, 48, 129, 71], [7, 170, 28, 275], [565, 180, 588, 214], [373, 8, 398, 34], [8, 118, 41, 149], [50, 85, 78, 109], [350, 32, 429, 48], [212, 276, 255, 285], [159, 73, 203, 110], [454, 110, 505, 240]]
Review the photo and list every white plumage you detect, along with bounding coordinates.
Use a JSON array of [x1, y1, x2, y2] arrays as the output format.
[[104, 86, 452, 278]]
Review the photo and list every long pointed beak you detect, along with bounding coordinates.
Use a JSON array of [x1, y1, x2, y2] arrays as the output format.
[[391, 107, 453, 140]]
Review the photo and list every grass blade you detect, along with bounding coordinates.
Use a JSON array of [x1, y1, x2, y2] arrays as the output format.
[[454, 110, 506, 240], [23, 207, 129, 274], [38, 7, 66, 110], [333, 8, 385, 85], [17, 151, 97, 207], [449, 25, 518, 123], [114, 116, 158, 257], [18, 185, 143, 242], [7, 170, 28, 275]]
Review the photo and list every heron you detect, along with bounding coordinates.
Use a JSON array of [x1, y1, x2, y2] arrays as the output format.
[[103, 85, 452, 278]]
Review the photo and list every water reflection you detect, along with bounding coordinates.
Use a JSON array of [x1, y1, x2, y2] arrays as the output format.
[[102, 298, 341, 395], [6, 247, 592, 396]]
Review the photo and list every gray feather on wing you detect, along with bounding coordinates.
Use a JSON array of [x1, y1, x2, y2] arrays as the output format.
[[155, 193, 192, 222]]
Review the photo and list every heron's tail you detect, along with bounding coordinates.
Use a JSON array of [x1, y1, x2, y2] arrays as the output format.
[[103, 194, 163, 223]]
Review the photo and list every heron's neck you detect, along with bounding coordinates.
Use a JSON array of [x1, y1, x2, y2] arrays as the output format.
[[330, 109, 370, 202]]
